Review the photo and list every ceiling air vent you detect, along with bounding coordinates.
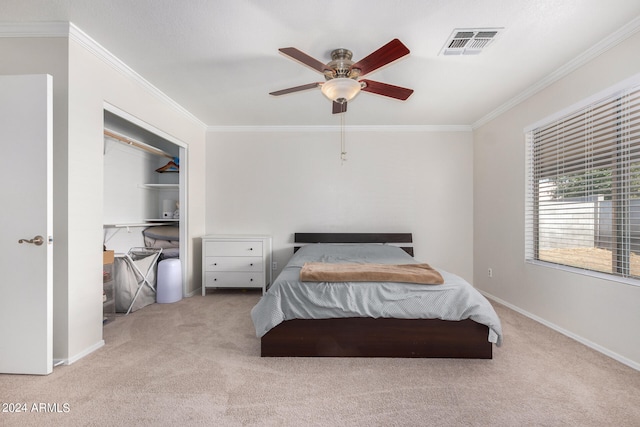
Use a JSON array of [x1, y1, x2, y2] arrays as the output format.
[[440, 28, 504, 55]]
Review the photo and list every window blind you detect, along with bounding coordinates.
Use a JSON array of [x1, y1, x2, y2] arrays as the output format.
[[525, 84, 640, 281]]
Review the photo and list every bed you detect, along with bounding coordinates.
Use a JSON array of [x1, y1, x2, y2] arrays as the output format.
[[250, 233, 502, 358]]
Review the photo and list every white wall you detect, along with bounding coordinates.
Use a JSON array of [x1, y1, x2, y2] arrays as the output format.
[[473, 30, 640, 367], [65, 32, 207, 361], [206, 129, 474, 281], [103, 143, 161, 225], [0, 27, 207, 364]]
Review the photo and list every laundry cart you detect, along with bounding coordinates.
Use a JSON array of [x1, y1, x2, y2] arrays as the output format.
[[114, 247, 162, 314]]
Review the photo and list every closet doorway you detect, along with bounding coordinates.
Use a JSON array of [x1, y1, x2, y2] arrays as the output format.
[[102, 104, 188, 318]]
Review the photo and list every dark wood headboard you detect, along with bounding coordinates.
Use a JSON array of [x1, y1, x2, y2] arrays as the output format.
[[294, 233, 414, 257]]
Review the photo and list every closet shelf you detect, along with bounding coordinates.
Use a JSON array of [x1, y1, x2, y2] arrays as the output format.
[[138, 184, 179, 190], [104, 221, 177, 228]]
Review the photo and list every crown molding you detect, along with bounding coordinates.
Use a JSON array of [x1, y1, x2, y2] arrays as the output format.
[[472, 15, 640, 130], [0, 21, 206, 129], [67, 23, 206, 129], [207, 124, 472, 133]]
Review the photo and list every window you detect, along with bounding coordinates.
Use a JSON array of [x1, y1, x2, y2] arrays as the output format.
[[525, 79, 640, 283]]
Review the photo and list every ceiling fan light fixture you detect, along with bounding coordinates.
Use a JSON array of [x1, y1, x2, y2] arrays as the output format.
[[321, 78, 361, 103], [271, 39, 412, 114]]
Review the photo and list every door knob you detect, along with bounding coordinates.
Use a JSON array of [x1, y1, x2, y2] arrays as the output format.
[[18, 235, 44, 246]]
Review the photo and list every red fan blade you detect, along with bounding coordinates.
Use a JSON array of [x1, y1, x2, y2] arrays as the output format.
[[351, 39, 410, 77], [269, 82, 321, 96], [279, 47, 332, 74], [332, 101, 347, 114], [360, 79, 414, 100]]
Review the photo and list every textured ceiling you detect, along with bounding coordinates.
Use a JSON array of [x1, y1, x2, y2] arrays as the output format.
[[2, 0, 640, 127]]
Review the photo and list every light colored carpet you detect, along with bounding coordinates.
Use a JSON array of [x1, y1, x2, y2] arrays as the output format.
[[1, 290, 639, 426]]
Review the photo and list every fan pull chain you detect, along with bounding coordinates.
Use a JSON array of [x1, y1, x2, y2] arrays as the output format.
[[340, 113, 347, 165]]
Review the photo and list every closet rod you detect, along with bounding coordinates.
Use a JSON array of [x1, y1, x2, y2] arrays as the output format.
[[104, 128, 173, 160]]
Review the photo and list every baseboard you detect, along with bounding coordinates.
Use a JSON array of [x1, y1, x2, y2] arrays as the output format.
[[185, 288, 200, 298], [54, 340, 105, 367], [480, 291, 640, 372]]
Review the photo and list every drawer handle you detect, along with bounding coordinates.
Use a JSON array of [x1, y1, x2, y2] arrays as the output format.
[[213, 278, 217, 281], [213, 263, 217, 266], [250, 263, 254, 266], [249, 247, 253, 251], [250, 278, 253, 282]]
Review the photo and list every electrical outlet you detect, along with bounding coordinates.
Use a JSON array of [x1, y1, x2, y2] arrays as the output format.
[[488, 268, 493, 278], [272, 261, 277, 270]]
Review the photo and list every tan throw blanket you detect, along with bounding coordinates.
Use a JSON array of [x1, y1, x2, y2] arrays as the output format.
[[299, 262, 444, 285]]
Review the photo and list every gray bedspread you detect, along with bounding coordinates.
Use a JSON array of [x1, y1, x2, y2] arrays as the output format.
[[250, 243, 503, 345]]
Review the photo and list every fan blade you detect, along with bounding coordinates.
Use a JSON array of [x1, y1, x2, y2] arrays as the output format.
[[269, 82, 321, 96], [279, 47, 332, 74], [360, 79, 414, 100], [351, 39, 410, 77], [332, 101, 347, 114]]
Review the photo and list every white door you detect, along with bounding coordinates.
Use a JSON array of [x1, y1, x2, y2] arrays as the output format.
[[0, 75, 53, 375]]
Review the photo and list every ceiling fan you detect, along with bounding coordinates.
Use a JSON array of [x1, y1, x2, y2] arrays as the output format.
[[269, 39, 414, 114]]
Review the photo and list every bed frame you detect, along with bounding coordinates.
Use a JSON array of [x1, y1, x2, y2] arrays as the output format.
[[260, 233, 493, 359]]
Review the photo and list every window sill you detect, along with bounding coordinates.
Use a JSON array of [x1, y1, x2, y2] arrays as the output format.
[[525, 259, 640, 288]]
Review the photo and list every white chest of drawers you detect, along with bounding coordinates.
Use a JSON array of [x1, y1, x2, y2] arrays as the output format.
[[202, 234, 272, 295]]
